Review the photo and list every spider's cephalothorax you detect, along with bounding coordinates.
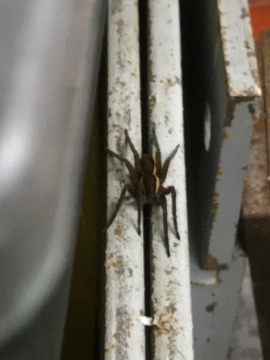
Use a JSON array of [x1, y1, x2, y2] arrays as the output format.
[[140, 155, 160, 202], [105, 129, 180, 257]]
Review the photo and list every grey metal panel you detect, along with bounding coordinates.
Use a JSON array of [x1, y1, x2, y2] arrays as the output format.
[[203, 0, 261, 268], [184, 0, 261, 269], [182, 0, 262, 358], [207, 102, 253, 264], [192, 248, 246, 360], [0, 0, 106, 358], [228, 263, 263, 360]]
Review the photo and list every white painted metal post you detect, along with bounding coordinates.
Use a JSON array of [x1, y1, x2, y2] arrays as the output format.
[[105, 1, 144, 358], [148, 0, 193, 359]]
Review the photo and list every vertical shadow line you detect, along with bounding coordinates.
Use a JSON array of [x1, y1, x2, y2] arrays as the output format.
[[138, 0, 152, 359]]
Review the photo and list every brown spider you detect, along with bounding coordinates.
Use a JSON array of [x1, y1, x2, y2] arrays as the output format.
[[105, 129, 180, 257]]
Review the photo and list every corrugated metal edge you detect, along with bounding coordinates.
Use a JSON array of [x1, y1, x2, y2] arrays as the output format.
[[105, 1, 145, 358], [148, 0, 193, 359]]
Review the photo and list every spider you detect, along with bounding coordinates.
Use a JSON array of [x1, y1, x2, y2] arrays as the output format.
[[105, 129, 180, 257]]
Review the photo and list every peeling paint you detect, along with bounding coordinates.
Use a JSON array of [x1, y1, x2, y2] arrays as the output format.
[[204, 254, 219, 270], [203, 253, 228, 271], [205, 301, 217, 313], [240, 7, 249, 19], [110, 256, 125, 275], [222, 127, 229, 139], [114, 219, 124, 237], [105, 344, 115, 353], [149, 94, 157, 115], [166, 75, 181, 88], [217, 165, 222, 177], [153, 305, 183, 337], [191, 281, 207, 287], [210, 190, 219, 219]]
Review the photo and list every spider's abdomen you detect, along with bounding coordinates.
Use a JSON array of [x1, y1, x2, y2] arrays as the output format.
[[141, 174, 160, 195]]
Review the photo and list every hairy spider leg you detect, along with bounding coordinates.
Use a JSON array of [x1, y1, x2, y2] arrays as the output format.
[[105, 184, 131, 231], [160, 144, 180, 183], [107, 146, 143, 235], [128, 186, 143, 236], [107, 148, 138, 183], [162, 186, 180, 240], [124, 130, 142, 176], [160, 195, 171, 257], [151, 128, 162, 177], [136, 198, 143, 235]]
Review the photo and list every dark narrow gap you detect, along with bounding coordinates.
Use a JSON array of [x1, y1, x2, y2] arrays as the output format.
[[95, 32, 108, 360], [179, 0, 208, 265], [138, 0, 152, 359], [138, 0, 149, 154]]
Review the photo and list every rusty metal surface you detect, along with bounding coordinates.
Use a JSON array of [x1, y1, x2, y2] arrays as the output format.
[[217, 0, 261, 98], [148, 0, 193, 359], [245, 219, 270, 359], [105, 1, 144, 358], [242, 109, 270, 217], [243, 32, 270, 360], [262, 30, 270, 185], [243, 36, 270, 218]]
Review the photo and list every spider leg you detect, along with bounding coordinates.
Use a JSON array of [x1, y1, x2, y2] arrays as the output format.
[[162, 186, 180, 240], [160, 144, 180, 183], [107, 148, 138, 183], [160, 194, 170, 257], [125, 130, 141, 175], [136, 198, 142, 235], [128, 186, 143, 236], [152, 128, 162, 177], [105, 184, 129, 231]]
